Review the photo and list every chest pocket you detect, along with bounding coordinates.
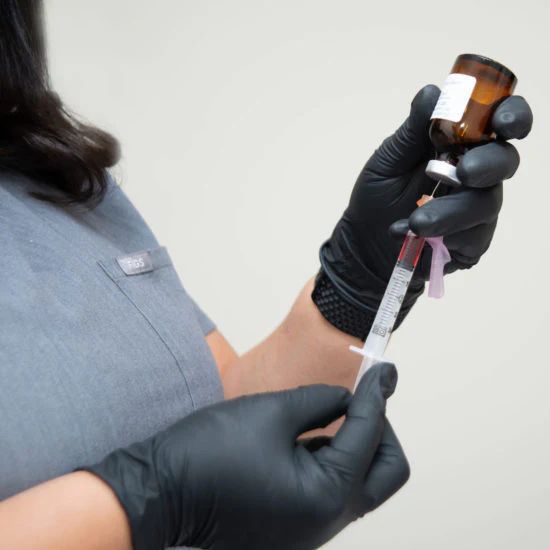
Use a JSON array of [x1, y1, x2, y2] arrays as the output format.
[[98, 246, 220, 415]]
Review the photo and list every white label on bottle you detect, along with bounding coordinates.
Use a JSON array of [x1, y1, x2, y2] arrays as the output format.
[[431, 73, 477, 123]]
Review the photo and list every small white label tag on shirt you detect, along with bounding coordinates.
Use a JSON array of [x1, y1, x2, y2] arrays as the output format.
[[116, 251, 153, 276], [431, 73, 477, 123]]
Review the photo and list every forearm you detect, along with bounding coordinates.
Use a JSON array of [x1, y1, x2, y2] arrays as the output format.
[[222, 277, 363, 398], [0, 472, 132, 550]]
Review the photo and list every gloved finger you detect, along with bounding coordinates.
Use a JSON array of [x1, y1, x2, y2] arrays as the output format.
[[360, 421, 410, 515], [364, 85, 440, 178], [443, 220, 497, 258], [408, 184, 503, 237], [443, 261, 461, 275], [279, 385, 351, 438], [416, 251, 463, 280], [457, 141, 519, 188], [389, 218, 410, 240], [492, 95, 533, 140], [316, 363, 397, 479], [416, 223, 497, 278]]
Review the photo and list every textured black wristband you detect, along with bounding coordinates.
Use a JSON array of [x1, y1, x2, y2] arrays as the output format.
[[311, 268, 416, 341], [311, 270, 378, 341]]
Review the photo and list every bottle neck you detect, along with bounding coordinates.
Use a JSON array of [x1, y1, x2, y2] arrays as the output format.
[[426, 155, 461, 187], [436, 151, 459, 166]]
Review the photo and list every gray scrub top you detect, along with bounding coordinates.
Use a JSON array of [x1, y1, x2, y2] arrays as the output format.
[[0, 171, 224, 504]]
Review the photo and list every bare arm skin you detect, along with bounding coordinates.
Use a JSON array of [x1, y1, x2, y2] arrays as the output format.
[[209, 277, 363, 399], [0, 472, 131, 550]]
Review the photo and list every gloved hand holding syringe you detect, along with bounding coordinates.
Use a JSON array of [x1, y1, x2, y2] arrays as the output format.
[[348, 53, 529, 389]]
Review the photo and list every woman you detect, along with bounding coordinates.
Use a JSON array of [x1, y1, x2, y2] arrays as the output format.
[[0, 1, 532, 549]]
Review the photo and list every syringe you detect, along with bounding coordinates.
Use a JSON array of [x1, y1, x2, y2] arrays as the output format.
[[351, 184, 441, 390]]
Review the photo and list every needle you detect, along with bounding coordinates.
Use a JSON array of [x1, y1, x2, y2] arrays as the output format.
[[431, 180, 442, 197]]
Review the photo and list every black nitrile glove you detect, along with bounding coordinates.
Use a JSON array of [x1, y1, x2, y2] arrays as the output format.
[[313, 85, 533, 339], [84, 362, 406, 550]]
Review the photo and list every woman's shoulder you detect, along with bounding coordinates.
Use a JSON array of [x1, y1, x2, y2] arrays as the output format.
[[0, 169, 159, 252], [82, 173, 160, 251]]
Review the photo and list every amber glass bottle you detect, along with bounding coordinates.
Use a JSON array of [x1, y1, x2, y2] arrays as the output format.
[[426, 54, 517, 185]]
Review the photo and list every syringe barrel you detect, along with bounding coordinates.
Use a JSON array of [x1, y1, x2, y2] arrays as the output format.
[[352, 231, 426, 389]]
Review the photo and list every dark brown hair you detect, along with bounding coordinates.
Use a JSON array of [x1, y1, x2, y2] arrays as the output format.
[[0, 0, 120, 205]]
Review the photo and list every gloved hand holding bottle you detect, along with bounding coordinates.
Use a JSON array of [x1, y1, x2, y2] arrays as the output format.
[[312, 83, 533, 339]]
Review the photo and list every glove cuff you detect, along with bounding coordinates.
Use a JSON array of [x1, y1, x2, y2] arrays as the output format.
[[311, 269, 377, 340], [78, 439, 176, 550], [312, 241, 424, 340]]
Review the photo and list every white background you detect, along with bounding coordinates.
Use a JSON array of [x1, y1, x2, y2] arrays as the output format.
[[46, 1, 549, 548]]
